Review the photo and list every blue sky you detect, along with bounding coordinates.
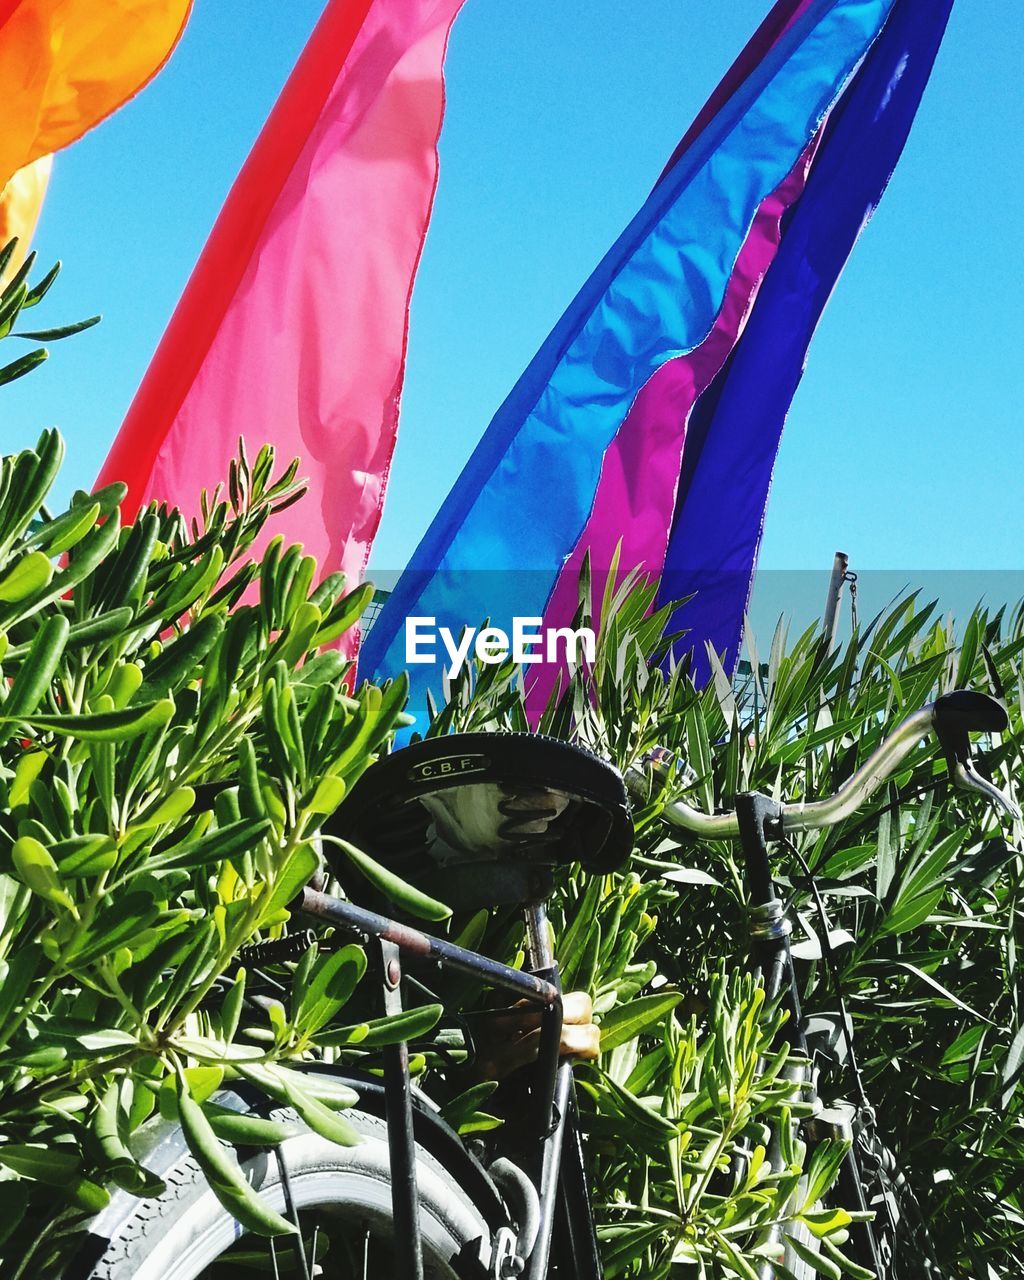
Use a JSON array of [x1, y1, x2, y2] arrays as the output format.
[[4, 1, 1022, 591]]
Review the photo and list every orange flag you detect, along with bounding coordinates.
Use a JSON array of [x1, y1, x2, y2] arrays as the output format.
[[0, 155, 51, 282], [0, 0, 192, 190]]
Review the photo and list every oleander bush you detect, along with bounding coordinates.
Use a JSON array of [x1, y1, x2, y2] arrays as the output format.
[[0, 424, 425, 1273], [440, 562, 1024, 1278]]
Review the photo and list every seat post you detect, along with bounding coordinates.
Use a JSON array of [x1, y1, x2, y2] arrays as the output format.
[[523, 900, 563, 1136], [524, 900, 554, 971]]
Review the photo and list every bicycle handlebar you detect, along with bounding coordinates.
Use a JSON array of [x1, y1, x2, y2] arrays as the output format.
[[629, 689, 1020, 839]]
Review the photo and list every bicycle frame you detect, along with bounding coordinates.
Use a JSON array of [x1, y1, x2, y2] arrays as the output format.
[[298, 883, 602, 1280]]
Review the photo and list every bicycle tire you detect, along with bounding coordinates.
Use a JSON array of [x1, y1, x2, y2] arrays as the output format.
[[64, 1099, 499, 1280]]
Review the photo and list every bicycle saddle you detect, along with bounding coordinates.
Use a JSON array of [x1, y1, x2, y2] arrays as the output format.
[[325, 733, 633, 910]]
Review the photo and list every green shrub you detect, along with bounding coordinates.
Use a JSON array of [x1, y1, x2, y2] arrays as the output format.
[[0, 430, 408, 1269], [440, 562, 1024, 1278]]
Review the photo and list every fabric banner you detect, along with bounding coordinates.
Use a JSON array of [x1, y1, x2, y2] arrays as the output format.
[[0, 155, 52, 282], [0, 0, 192, 190], [98, 0, 466, 653], [655, 0, 955, 678], [364, 0, 928, 721]]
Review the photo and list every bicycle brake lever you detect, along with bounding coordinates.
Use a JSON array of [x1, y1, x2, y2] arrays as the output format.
[[932, 691, 1020, 821], [951, 758, 1022, 822]]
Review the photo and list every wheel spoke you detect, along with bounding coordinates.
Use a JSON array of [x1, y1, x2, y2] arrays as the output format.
[[192, 1200, 425, 1277], [274, 1148, 312, 1280], [311, 1223, 321, 1278]]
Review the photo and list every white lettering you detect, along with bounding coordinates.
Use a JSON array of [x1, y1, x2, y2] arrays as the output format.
[[475, 626, 509, 663], [405, 617, 436, 663], [546, 626, 596, 668], [404, 618, 597, 677], [513, 617, 544, 663], [439, 626, 475, 678]]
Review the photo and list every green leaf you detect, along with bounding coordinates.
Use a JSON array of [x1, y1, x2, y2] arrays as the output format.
[[52, 833, 117, 878], [596, 1223, 668, 1276], [7, 698, 174, 742], [27, 500, 99, 555], [220, 968, 246, 1043], [177, 1074, 296, 1237], [599, 991, 682, 1053], [153, 817, 271, 871], [296, 944, 366, 1037], [11, 836, 75, 911], [596, 1069, 679, 1140], [306, 774, 346, 816], [71, 1029, 139, 1055], [1001, 1023, 1024, 1108], [64, 891, 162, 967], [63, 605, 135, 651], [280, 1079, 361, 1147], [881, 886, 944, 936], [93, 1079, 164, 1194], [0, 551, 53, 602], [939, 1024, 987, 1067], [16, 315, 101, 342], [324, 836, 451, 922], [315, 1003, 444, 1049], [259, 842, 319, 921], [3, 613, 69, 721], [0, 346, 47, 386], [9, 749, 47, 807], [134, 785, 196, 830], [204, 1107, 299, 1147], [140, 613, 225, 699], [439, 1081, 502, 1134], [159, 1066, 224, 1120], [820, 1235, 876, 1279], [238, 1064, 361, 1147], [0, 946, 41, 1033], [893, 961, 995, 1025], [800, 1208, 853, 1239], [787, 1234, 842, 1280], [0, 1143, 80, 1184]]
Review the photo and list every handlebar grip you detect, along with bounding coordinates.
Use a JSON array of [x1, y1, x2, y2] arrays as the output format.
[[933, 690, 1008, 767], [933, 690, 1009, 735]]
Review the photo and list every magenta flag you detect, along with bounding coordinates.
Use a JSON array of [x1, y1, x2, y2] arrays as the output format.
[[98, 0, 465, 647]]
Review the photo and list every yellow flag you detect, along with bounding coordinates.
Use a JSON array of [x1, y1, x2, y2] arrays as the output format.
[[0, 154, 52, 284], [0, 0, 192, 191]]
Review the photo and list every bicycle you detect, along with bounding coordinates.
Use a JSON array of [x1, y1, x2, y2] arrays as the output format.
[[65, 689, 1016, 1279]]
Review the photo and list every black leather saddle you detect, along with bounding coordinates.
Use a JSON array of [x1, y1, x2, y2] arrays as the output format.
[[325, 733, 633, 910]]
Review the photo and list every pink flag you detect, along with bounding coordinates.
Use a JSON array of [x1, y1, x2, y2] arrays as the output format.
[[99, 0, 465, 633]]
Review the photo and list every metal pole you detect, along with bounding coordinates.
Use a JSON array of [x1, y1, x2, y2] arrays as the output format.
[[523, 902, 571, 1280], [822, 551, 849, 649], [378, 939, 423, 1280], [299, 887, 560, 1009]]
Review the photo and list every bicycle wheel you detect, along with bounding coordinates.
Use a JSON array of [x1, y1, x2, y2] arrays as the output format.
[[66, 1100, 500, 1280]]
